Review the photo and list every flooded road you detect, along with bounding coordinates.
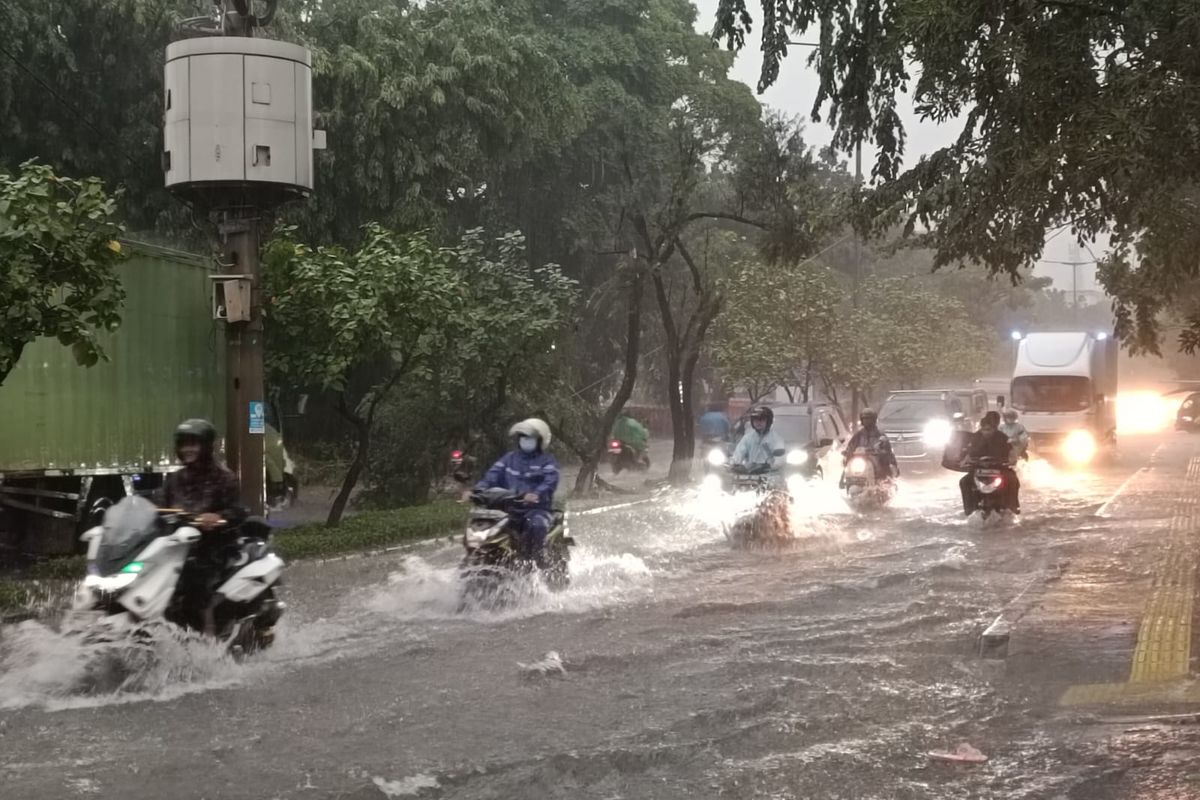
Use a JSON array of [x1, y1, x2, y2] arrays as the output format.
[[3, 435, 1197, 799]]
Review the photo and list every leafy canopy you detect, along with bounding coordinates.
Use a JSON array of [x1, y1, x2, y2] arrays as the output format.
[[712, 0, 1200, 352], [0, 161, 125, 386]]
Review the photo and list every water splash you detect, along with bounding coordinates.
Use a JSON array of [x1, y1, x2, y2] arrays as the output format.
[[364, 548, 653, 623]]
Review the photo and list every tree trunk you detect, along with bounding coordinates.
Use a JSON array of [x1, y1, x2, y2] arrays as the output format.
[[574, 268, 644, 494], [328, 418, 369, 527]]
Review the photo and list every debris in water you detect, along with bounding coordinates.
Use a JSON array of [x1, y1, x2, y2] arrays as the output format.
[[373, 773, 440, 796], [927, 742, 988, 763], [518, 650, 566, 678]]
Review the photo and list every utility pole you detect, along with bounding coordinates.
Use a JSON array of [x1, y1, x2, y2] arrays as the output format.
[[163, 1, 323, 516], [218, 211, 265, 514], [851, 139, 864, 422]]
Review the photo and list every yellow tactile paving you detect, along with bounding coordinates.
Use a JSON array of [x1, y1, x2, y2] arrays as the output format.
[[1059, 457, 1200, 706]]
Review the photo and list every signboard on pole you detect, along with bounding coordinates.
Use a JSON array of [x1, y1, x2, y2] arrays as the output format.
[[249, 401, 265, 435]]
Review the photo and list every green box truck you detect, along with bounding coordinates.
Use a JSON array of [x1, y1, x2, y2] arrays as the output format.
[[0, 241, 225, 555]]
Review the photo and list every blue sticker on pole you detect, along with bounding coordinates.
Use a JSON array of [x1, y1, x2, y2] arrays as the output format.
[[249, 401, 265, 435]]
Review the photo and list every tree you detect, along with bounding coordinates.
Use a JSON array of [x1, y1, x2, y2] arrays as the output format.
[[0, 161, 125, 387], [712, 257, 841, 403], [263, 225, 464, 526], [712, 0, 1200, 353], [0, 0, 196, 234], [264, 224, 574, 523]]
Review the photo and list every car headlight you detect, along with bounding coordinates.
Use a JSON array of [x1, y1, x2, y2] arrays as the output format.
[[706, 448, 727, 467], [848, 457, 868, 475], [785, 449, 808, 466], [923, 418, 953, 447], [1062, 429, 1097, 464]]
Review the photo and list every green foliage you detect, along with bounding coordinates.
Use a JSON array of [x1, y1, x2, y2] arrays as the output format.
[[0, 0, 198, 233], [0, 161, 125, 386], [272, 502, 465, 560], [713, 259, 842, 401], [712, 0, 1200, 351]]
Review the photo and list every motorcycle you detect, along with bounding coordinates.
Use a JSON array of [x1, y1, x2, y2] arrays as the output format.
[[75, 496, 285, 656], [719, 457, 793, 549], [840, 447, 898, 510], [965, 457, 1018, 522], [460, 488, 574, 607], [607, 439, 651, 475]]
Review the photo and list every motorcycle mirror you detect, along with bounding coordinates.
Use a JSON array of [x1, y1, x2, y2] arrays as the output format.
[[997, 395, 1006, 408]]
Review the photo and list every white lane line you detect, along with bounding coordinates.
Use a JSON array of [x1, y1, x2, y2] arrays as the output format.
[[575, 496, 660, 517], [1096, 456, 1157, 518]]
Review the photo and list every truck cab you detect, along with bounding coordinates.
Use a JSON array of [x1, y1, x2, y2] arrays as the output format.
[[1010, 331, 1117, 464]]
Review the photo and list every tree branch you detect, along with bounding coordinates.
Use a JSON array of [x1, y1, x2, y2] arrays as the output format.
[[684, 211, 770, 229], [674, 237, 705, 295]]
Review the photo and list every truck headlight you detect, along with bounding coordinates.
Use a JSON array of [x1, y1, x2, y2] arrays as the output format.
[[1062, 429, 1097, 465], [706, 448, 727, 467], [785, 449, 808, 466], [922, 418, 953, 447]]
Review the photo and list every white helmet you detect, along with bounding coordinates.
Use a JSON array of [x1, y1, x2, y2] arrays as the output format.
[[509, 418, 552, 447], [1002, 408, 1019, 422]]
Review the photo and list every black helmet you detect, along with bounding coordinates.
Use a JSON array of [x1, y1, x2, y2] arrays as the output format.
[[174, 418, 216, 456], [982, 411, 1001, 429], [749, 406, 774, 430], [860, 408, 878, 425]]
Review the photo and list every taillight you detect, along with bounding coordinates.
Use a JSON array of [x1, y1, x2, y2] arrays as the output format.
[[451, 450, 463, 460], [609, 440, 621, 449]]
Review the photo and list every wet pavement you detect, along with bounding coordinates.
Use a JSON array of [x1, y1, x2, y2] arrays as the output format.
[[3, 434, 1200, 798]]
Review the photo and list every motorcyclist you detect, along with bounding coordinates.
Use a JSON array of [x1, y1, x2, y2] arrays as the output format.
[[698, 403, 732, 443], [960, 411, 1021, 514], [154, 418, 247, 635], [998, 408, 1030, 462], [842, 409, 899, 479], [611, 413, 650, 464], [730, 406, 785, 470], [471, 418, 560, 565]]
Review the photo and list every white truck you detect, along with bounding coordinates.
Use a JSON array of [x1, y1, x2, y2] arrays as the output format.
[[1008, 331, 1117, 465]]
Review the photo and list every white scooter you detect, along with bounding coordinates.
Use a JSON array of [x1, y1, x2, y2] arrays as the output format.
[[77, 495, 285, 655]]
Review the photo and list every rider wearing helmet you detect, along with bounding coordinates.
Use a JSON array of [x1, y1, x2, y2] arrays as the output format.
[[156, 419, 244, 530], [998, 407, 1030, 462], [155, 418, 247, 635], [960, 411, 1021, 514], [730, 406, 786, 468], [472, 418, 560, 564], [843, 409, 899, 478]]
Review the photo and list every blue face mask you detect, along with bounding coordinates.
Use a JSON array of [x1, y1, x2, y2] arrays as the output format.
[[519, 436, 538, 454]]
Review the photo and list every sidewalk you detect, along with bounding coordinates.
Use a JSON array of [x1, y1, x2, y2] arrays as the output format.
[[558, 437, 677, 494], [1006, 435, 1200, 710]]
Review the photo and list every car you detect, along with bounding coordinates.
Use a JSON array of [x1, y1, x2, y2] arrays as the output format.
[[877, 389, 985, 461], [717, 403, 850, 477], [1177, 392, 1200, 432]]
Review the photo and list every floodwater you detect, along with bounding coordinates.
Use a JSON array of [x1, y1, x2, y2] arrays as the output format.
[[2, 436, 1196, 799]]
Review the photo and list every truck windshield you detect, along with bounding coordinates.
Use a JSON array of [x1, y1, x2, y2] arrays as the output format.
[[1012, 376, 1091, 412]]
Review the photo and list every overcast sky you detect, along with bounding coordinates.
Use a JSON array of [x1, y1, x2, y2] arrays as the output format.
[[690, 0, 1102, 295]]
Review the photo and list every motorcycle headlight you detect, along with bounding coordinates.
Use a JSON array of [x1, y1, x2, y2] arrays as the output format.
[[706, 448, 727, 467], [785, 449, 808, 466], [1062, 429, 1097, 465], [701, 473, 722, 494], [83, 571, 138, 594], [849, 457, 868, 475], [1183, 416, 1194, 422], [922, 418, 953, 448]]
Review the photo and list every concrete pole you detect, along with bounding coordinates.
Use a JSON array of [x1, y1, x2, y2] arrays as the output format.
[[218, 211, 265, 517]]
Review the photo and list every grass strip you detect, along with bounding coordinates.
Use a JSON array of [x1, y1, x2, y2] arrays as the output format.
[[270, 501, 464, 560]]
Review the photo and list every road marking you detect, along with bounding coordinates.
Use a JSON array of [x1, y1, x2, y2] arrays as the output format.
[[1095, 466, 1150, 518], [575, 496, 659, 517], [1061, 456, 1200, 706]]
